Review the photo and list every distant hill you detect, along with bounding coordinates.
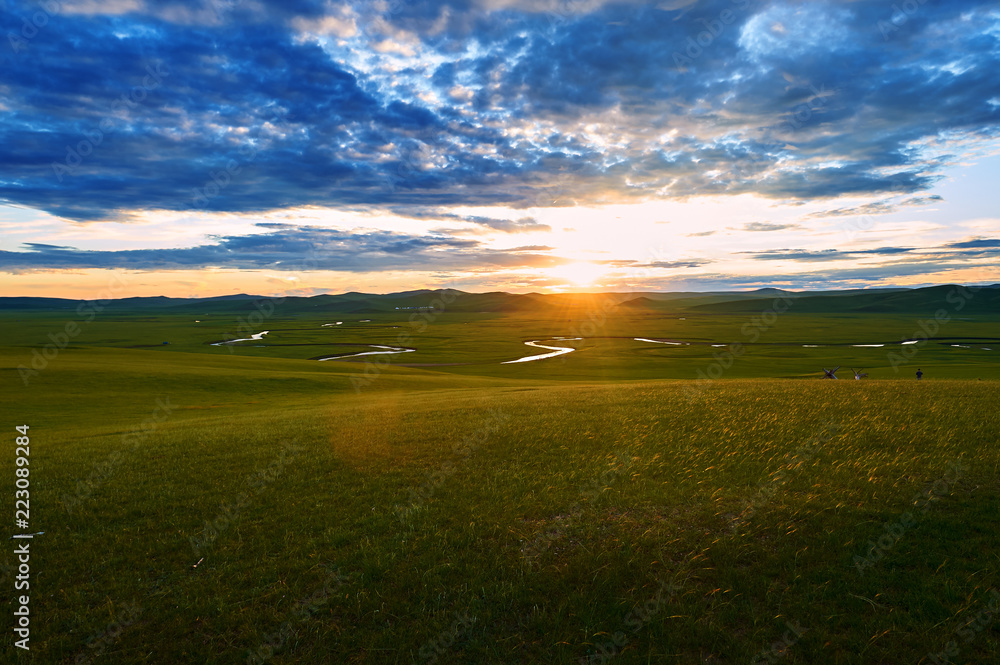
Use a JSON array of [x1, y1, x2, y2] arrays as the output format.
[[0, 296, 81, 310], [619, 296, 659, 308], [688, 284, 999, 315], [617, 288, 809, 310], [202, 293, 263, 301], [1, 285, 994, 316], [617, 287, 914, 311], [0, 289, 542, 315], [0, 294, 263, 311]]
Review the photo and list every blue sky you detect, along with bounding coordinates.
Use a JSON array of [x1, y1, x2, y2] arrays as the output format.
[[1, 0, 998, 296]]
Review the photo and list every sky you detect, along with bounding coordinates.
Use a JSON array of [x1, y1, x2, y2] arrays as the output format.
[[1, 0, 999, 297]]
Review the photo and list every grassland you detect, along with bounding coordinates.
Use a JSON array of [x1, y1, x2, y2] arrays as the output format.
[[1, 289, 998, 663]]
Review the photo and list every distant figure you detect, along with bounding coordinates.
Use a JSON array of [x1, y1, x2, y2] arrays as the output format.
[[916, 368, 923, 380]]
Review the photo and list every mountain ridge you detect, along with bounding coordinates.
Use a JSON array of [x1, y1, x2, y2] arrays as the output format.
[[1, 284, 995, 315]]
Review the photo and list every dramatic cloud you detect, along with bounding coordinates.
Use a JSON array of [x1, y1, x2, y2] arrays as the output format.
[[1, 0, 997, 223], [2, 0, 997, 293]]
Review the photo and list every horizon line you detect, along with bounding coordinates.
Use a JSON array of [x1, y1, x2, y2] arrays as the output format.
[[3, 282, 998, 302]]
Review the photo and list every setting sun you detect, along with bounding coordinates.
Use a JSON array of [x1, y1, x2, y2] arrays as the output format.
[[546, 261, 608, 287]]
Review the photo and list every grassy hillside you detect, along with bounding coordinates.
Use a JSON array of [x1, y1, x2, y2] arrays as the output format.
[[2, 288, 998, 663], [0, 345, 997, 663]]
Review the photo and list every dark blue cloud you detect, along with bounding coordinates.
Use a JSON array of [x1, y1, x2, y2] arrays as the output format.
[[853, 247, 917, 256], [947, 237, 1000, 249], [0, 0, 997, 222]]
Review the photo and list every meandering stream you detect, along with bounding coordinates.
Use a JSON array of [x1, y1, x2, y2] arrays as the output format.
[[315, 345, 415, 361], [501, 338, 581, 364], [210, 329, 997, 365], [210, 331, 269, 345]]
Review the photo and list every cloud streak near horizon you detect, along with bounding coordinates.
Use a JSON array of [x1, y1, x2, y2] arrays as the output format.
[[0, 225, 565, 272], [2, 221, 996, 278]]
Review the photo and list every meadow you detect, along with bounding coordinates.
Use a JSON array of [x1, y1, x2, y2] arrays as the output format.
[[1, 288, 998, 663]]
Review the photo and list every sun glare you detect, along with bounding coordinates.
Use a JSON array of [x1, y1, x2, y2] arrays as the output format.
[[547, 261, 608, 287]]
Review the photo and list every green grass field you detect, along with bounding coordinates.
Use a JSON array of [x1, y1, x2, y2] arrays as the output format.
[[2, 290, 998, 663]]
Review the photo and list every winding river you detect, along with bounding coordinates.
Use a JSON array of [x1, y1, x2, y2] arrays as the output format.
[[501, 338, 581, 364], [315, 345, 415, 361], [210, 330, 269, 345], [209, 329, 998, 365], [634, 337, 687, 346]]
